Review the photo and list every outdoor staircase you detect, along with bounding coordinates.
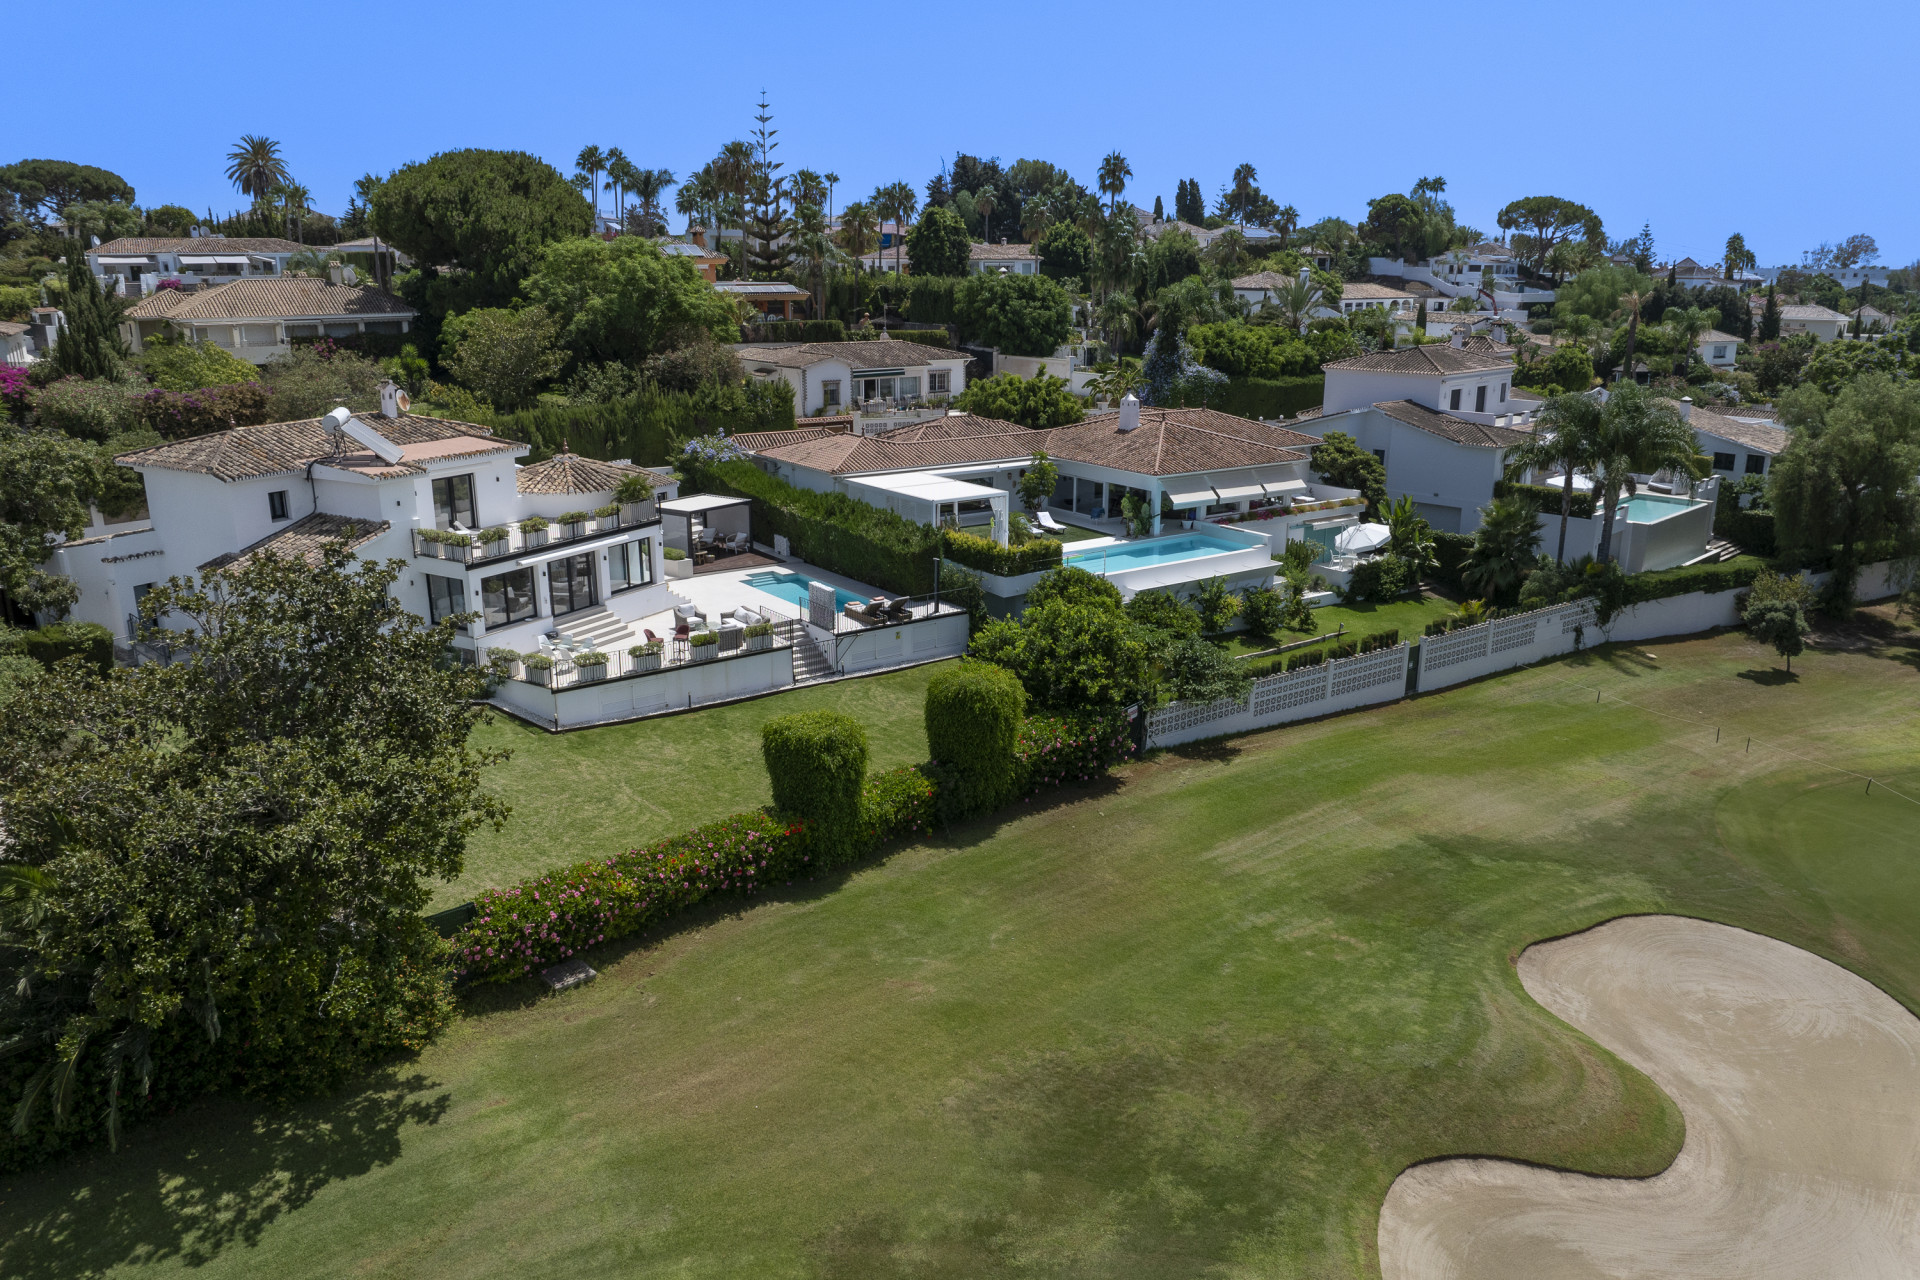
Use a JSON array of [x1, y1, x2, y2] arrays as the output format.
[[554, 607, 637, 654], [1685, 537, 1744, 566], [778, 619, 837, 682]]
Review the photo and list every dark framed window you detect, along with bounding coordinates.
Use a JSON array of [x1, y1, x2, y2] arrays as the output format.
[[610, 538, 654, 593], [480, 567, 537, 627], [425, 574, 467, 629], [1372, 449, 1386, 462], [1744, 454, 1766, 474], [268, 489, 289, 521], [432, 474, 476, 529], [1712, 452, 1735, 471], [1474, 384, 1487, 412], [820, 379, 841, 407], [1449, 387, 1462, 411], [549, 553, 598, 616]]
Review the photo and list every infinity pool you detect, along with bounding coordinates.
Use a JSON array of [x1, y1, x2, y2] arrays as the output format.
[[1622, 494, 1700, 522], [743, 570, 864, 611], [1066, 533, 1248, 571]]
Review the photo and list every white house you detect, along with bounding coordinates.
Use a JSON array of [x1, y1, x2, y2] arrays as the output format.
[[118, 277, 417, 363], [1757, 264, 1892, 289], [735, 338, 968, 415], [1370, 242, 1553, 315], [86, 235, 304, 296], [1852, 305, 1894, 334], [0, 321, 31, 366], [1230, 270, 1295, 309], [1293, 334, 1537, 534], [970, 240, 1037, 274], [51, 383, 681, 663], [1690, 404, 1786, 479], [1331, 281, 1416, 317], [1697, 329, 1741, 369], [1776, 304, 1850, 342]]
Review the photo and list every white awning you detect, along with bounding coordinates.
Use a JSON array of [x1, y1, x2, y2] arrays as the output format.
[[178, 254, 251, 265], [95, 255, 154, 264], [1211, 481, 1268, 502], [1262, 478, 1308, 498], [1164, 485, 1217, 507]]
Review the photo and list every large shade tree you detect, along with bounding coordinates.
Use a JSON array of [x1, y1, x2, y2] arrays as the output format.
[[0, 160, 135, 227], [522, 235, 741, 366], [1496, 196, 1603, 281]]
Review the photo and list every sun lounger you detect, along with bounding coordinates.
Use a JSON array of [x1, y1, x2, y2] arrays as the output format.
[[1035, 510, 1067, 534]]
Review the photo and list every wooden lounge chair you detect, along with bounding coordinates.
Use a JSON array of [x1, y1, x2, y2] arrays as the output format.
[[842, 600, 885, 626]]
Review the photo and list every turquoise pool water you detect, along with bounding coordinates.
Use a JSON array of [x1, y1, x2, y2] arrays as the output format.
[[743, 570, 863, 611], [1066, 533, 1247, 571], [1622, 494, 1698, 522]]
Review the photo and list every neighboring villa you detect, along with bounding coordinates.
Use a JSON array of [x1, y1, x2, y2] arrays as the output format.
[[1689, 403, 1786, 479], [1697, 329, 1741, 369], [970, 240, 1037, 274], [118, 277, 417, 363], [85, 236, 305, 295], [736, 338, 968, 415], [51, 383, 680, 663], [0, 321, 31, 366], [1775, 304, 1851, 342], [1329, 281, 1417, 317]]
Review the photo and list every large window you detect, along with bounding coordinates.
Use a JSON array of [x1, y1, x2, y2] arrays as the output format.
[[820, 379, 841, 407], [1449, 387, 1462, 411], [425, 574, 467, 629], [1474, 384, 1487, 413], [610, 538, 653, 593], [432, 474, 476, 529], [481, 567, 537, 628], [928, 370, 949, 394], [1744, 454, 1767, 475], [1712, 452, 1735, 472], [549, 553, 598, 616]]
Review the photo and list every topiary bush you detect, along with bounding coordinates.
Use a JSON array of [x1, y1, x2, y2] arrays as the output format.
[[761, 710, 870, 865], [22, 622, 113, 675], [925, 662, 1027, 819]]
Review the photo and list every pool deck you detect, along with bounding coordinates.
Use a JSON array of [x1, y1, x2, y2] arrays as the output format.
[[660, 556, 892, 629]]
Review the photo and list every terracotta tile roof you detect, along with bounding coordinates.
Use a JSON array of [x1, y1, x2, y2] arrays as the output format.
[[737, 414, 1036, 474], [735, 339, 963, 370], [1292, 405, 1324, 420], [117, 412, 515, 483], [969, 241, 1036, 259], [123, 277, 416, 321], [1690, 407, 1788, 456], [1049, 407, 1318, 475], [199, 511, 391, 572], [1323, 343, 1512, 375], [1231, 271, 1294, 291], [515, 451, 666, 495], [1371, 399, 1532, 447], [89, 236, 306, 256], [1338, 281, 1415, 300], [794, 414, 855, 429], [0, 321, 26, 336], [1779, 304, 1848, 322]]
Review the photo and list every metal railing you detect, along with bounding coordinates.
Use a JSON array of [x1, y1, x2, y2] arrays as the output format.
[[413, 505, 656, 566]]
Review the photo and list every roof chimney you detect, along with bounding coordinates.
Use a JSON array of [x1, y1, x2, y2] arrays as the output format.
[[1678, 396, 1694, 422], [378, 379, 410, 419], [1490, 323, 1506, 343], [1450, 326, 1466, 349], [1117, 394, 1141, 432], [327, 263, 344, 285]]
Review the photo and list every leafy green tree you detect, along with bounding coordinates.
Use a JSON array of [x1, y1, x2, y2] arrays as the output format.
[[371, 149, 593, 312], [1743, 598, 1808, 671], [65, 201, 142, 244], [954, 272, 1073, 357], [1237, 583, 1285, 638], [1036, 222, 1092, 283], [1799, 337, 1904, 395], [260, 345, 386, 422], [1025, 565, 1122, 610], [1383, 494, 1436, 579], [1461, 496, 1541, 603], [0, 160, 135, 226], [523, 235, 741, 366], [1016, 451, 1058, 511], [1135, 228, 1202, 297], [1125, 589, 1202, 637], [1192, 575, 1239, 634], [953, 371, 1084, 429], [0, 543, 503, 1158], [1769, 373, 1920, 611], [1591, 384, 1699, 562], [1553, 265, 1654, 324], [1308, 430, 1387, 512], [968, 596, 1155, 710], [906, 206, 970, 278], [1496, 196, 1603, 281], [142, 204, 196, 237], [133, 333, 257, 392], [441, 306, 566, 410], [0, 425, 101, 615], [1512, 343, 1595, 396], [1159, 634, 1250, 704], [50, 246, 125, 382], [1362, 192, 1424, 261], [1186, 321, 1315, 379], [1175, 178, 1205, 225]]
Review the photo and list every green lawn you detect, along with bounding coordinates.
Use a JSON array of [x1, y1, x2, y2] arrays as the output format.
[[1219, 589, 1461, 659], [9, 618, 1920, 1279], [444, 663, 949, 908]]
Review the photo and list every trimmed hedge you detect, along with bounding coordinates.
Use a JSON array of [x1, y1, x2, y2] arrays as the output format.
[[1621, 555, 1769, 605], [742, 319, 845, 344], [926, 663, 1026, 818], [1430, 530, 1475, 589], [762, 710, 868, 826], [1359, 629, 1400, 652], [882, 325, 953, 348], [1163, 374, 1324, 421], [941, 528, 1062, 577], [474, 381, 794, 468], [903, 276, 960, 326], [1494, 479, 1597, 521], [23, 622, 113, 675], [1714, 495, 1777, 557]]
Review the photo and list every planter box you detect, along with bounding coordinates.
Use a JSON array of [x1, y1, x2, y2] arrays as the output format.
[[745, 632, 773, 652], [575, 664, 607, 683], [689, 643, 718, 663], [666, 557, 693, 579], [630, 651, 663, 673], [523, 529, 549, 548], [622, 502, 654, 525], [563, 522, 586, 540], [478, 539, 509, 558], [526, 666, 554, 687]]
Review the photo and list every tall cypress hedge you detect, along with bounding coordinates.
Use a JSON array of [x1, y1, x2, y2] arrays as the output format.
[[924, 662, 1026, 818], [761, 711, 870, 865]]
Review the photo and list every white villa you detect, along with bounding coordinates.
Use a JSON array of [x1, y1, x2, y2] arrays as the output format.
[[119, 277, 418, 363], [737, 338, 968, 415], [1369, 242, 1555, 317], [85, 236, 305, 296], [1690, 404, 1787, 479], [1697, 329, 1741, 369], [1776, 304, 1850, 342], [970, 241, 1038, 274]]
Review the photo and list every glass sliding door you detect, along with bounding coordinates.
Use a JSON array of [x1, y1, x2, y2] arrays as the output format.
[[609, 538, 654, 593], [480, 567, 536, 628], [548, 553, 598, 616]]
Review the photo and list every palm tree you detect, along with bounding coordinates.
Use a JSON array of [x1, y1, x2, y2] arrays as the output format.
[[1204, 227, 1248, 272], [1663, 305, 1720, 375], [1275, 204, 1300, 249], [225, 135, 291, 207], [275, 181, 312, 242], [1615, 287, 1648, 385], [836, 200, 878, 262], [675, 170, 715, 236], [823, 171, 839, 223], [975, 189, 996, 245], [1461, 496, 1542, 603], [1505, 392, 1603, 564], [1591, 384, 1698, 563], [884, 180, 918, 273], [1097, 151, 1132, 218], [629, 167, 675, 237], [716, 141, 754, 232], [1723, 232, 1755, 281], [575, 145, 608, 224], [604, 148, 633, 228], [1384, 494, 1436, 579], [1276, 275, 1323, 333]]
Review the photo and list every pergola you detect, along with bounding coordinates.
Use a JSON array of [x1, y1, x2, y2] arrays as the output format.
[[845, 472, 1010, 546], [658, 493, 753, 558]]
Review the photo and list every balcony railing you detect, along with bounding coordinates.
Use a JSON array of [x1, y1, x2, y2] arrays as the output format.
[[413, 503, 657, 566]]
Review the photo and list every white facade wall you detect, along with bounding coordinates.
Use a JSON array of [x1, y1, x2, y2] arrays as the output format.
[[830, 611, 969, 674], [752, 356, 969, 416], [1297, 408, 1506, 534], [492, 645, 795, 730]]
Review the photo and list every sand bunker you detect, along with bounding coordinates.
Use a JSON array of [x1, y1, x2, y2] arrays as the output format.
[[1379, 915, 1920, 1278]]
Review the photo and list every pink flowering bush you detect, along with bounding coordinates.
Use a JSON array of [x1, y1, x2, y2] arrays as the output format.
[[0, 365, 30, 423], [1013, 708, 1134, 793]]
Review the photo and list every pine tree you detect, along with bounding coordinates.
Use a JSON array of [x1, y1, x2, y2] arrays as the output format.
[[51, 242, 124, 380], [1152, 195, 1164, 223], [1758, 286, 1780, 341], [1174, 178, 1205, 226], [743, 96, 791, 277]]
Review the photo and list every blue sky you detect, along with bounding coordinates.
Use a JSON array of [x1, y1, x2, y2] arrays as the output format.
[[19, 0, 1916, 268]]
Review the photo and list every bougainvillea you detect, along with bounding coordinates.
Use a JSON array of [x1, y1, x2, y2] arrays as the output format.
[[1013, 708, 1134, 793]]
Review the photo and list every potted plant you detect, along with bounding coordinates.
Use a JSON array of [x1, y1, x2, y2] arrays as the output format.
[[663, 545, 691, 578], [522, 652, 555, 686], [614, 473, 655, 524], [573, 650, 608, 681], [594, 502, 622, 530], [688, 630, 718, 662], [628, 640, 664, 672], [486, 646, 522, 681], [558, 510, 591, 538], [743, 621, 774, 652], [520, 515, 550, 547], [477, 525, 509, 556]]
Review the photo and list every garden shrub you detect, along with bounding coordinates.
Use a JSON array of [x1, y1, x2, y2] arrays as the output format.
[[22, 621, 113, 675], [1025, 565, 1123, 611], [1358, 628, 1400, 653], [1160, 634, 1251, 704], [1239, 584, 1286, 638], [1493, 479, 1598, 521], [1284, 647, 1326, 671], [131, 382, 273, 439], [1430, 531, 1475, 590], [859, 765, 939, 846], [761, 710, 870, 864], [32, 376, 137, 441], [1714, 488, 1777, 556], [1193, 576, 1239, 634], [941, 528, 1062, 577], [1341, 554, 1413, 603], [482, 380, 794, 466], [1126, 588, 1202, 638], [742, 319, 846, 345], [1161, 373, 1324, 420], [1011, 708, 1133, 794], [925, 662, 1027, 819]]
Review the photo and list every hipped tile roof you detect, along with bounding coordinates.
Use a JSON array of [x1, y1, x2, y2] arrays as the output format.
[[90, 236, 305, 256], [1690, 407, 1789, 456], [515, 451, 669, 495], [124, 277, 415, 321], [735, 339, 962, 369], [1371, 399, 1532, 447], [199, 511, 390, 572], [117, 412, 513, 482], [1324, 342, 1513, 375]]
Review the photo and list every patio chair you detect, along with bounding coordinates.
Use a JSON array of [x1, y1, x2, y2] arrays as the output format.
[[843, 600, 885, 626], [671, 623, 690, 662], [1035, 510, 1067, 534], [882, 597, 915, 623]]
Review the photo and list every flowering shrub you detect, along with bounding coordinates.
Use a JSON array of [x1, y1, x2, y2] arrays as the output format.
[[1013, 708, 1133, 794], [858, 765, 938, 849], [132, 382, 273, 439], [0, 365, 30, 423]]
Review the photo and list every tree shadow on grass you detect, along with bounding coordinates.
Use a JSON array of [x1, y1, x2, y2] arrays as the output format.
[[1736, 667, 1799, 686], [0, 1069, 449, 1280]]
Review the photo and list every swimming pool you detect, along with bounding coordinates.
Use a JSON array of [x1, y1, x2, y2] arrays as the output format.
[[743, 570, 864, 612], [1622, 494, 1700, 522], [1066, 533, 1247, 571]]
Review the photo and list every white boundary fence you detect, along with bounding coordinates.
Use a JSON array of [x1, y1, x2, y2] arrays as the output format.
[[1145, 644, 1410, 748], [1415, 600, 1597, 693]]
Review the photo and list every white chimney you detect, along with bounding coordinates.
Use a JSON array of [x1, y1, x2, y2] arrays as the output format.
[[1298, 266, 1310, 285], [378, 379, 410, 419], [327, 264, 344, 285], [1117, 394, 1141, 432], [1450, 326, 1466, 349], [1490, 323, 1506, 343], [1678, 396, 1694, 422]]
